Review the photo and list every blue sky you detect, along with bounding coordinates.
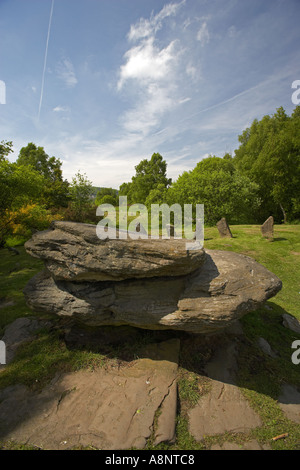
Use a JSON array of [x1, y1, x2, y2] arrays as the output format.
[[0, 0, 299, 188]]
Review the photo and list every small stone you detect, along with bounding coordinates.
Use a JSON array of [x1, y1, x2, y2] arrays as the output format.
[[282, 313, 300, 334], [257, 337, 277, 358]]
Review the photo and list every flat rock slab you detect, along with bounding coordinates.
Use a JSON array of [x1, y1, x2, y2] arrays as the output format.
[[0, 339, 180, 450], [24, 221, 206, 282], [211, 440, 271, 450], [23, 250, 282, 334], [188, 341, 262, 439], [278, 384, 300, 424]]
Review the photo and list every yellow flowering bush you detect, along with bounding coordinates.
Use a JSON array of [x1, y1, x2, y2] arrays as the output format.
[[2, 203, 63, 243]]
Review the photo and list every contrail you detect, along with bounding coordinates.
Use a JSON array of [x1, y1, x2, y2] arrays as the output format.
[[38, 0, 54, 122]]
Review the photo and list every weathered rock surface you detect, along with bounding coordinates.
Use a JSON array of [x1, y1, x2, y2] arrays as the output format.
[[216, 217, 233, 238], [24, 247, 282, 334], [0, 339, 180, 450], [278, 384, 300, 424], [261, 216, 274, 239], [188, 341, 263, 439], [211, 440, 271, 450], [282, 313, 300, 334], [24, 221, 206, 282]]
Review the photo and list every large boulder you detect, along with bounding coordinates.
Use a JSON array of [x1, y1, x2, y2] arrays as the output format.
[[24, 221, 206, 282], [23, 225, 282, 333]]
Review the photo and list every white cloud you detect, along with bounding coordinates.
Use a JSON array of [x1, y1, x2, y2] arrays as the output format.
[[121, 82, 177, 135], [186, 63, 198, 80], [197, 22, 210, 45], [116, 3, 185, 137], [127, 1, 185, 42], [56, 58, 78, 87], [118, 37, 179, 89], [53, 105, 69, 112]]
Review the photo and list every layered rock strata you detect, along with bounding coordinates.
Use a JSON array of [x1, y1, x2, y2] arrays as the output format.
[[23, 221, 282, 334]]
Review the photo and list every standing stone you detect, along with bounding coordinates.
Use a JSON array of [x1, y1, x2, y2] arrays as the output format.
[[261, 216, 274, 239], [166, 224, 175, 237], [216, 218, 233, 238], [135, 222, 148, 236]]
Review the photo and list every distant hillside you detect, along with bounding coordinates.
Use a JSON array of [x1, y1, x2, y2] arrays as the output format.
[[91, 187, 119, 199]]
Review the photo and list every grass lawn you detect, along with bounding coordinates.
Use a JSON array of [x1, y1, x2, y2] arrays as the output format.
[[0, 224, 299, 450]]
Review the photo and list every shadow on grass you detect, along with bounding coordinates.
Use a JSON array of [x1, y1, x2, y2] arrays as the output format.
[[1, 302, 300, 449]]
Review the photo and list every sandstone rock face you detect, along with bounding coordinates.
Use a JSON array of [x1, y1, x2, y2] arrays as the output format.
[[24, 221, 206, 281], [23, 222, 282, 333]]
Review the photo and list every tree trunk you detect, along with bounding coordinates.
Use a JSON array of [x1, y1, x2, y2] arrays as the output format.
[[279, 203, 287, 224]]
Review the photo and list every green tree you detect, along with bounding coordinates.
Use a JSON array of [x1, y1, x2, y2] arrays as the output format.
[[69, 172, 94, 222], [119, 182, 132, 199], [233, 106, 300, 222], [0, 159, 46, 245], [120, 153, 171, 204], [0, 140, 13, 162], [145, 183, 169, 208], [17, 143, 62, 180], [95, 187, 118, 206], [168, 155, 260, 225], [17, 143, 70, 207]]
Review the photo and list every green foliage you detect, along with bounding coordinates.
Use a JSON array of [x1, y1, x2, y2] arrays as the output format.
[[0, 140, 13, 162], [168, 156, 260, 225], [234, 106, 300, 222], [68, 171, 95, 222], [17, 143, 63, 181], [0, 160, 47, 245], [9, 203, 63, 241], [16, 142, 70, 208], [0, 160, 45, 212], [145, 183, 169, 208], [120, 153, 171, 205], [95, 187, 118, 206]]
